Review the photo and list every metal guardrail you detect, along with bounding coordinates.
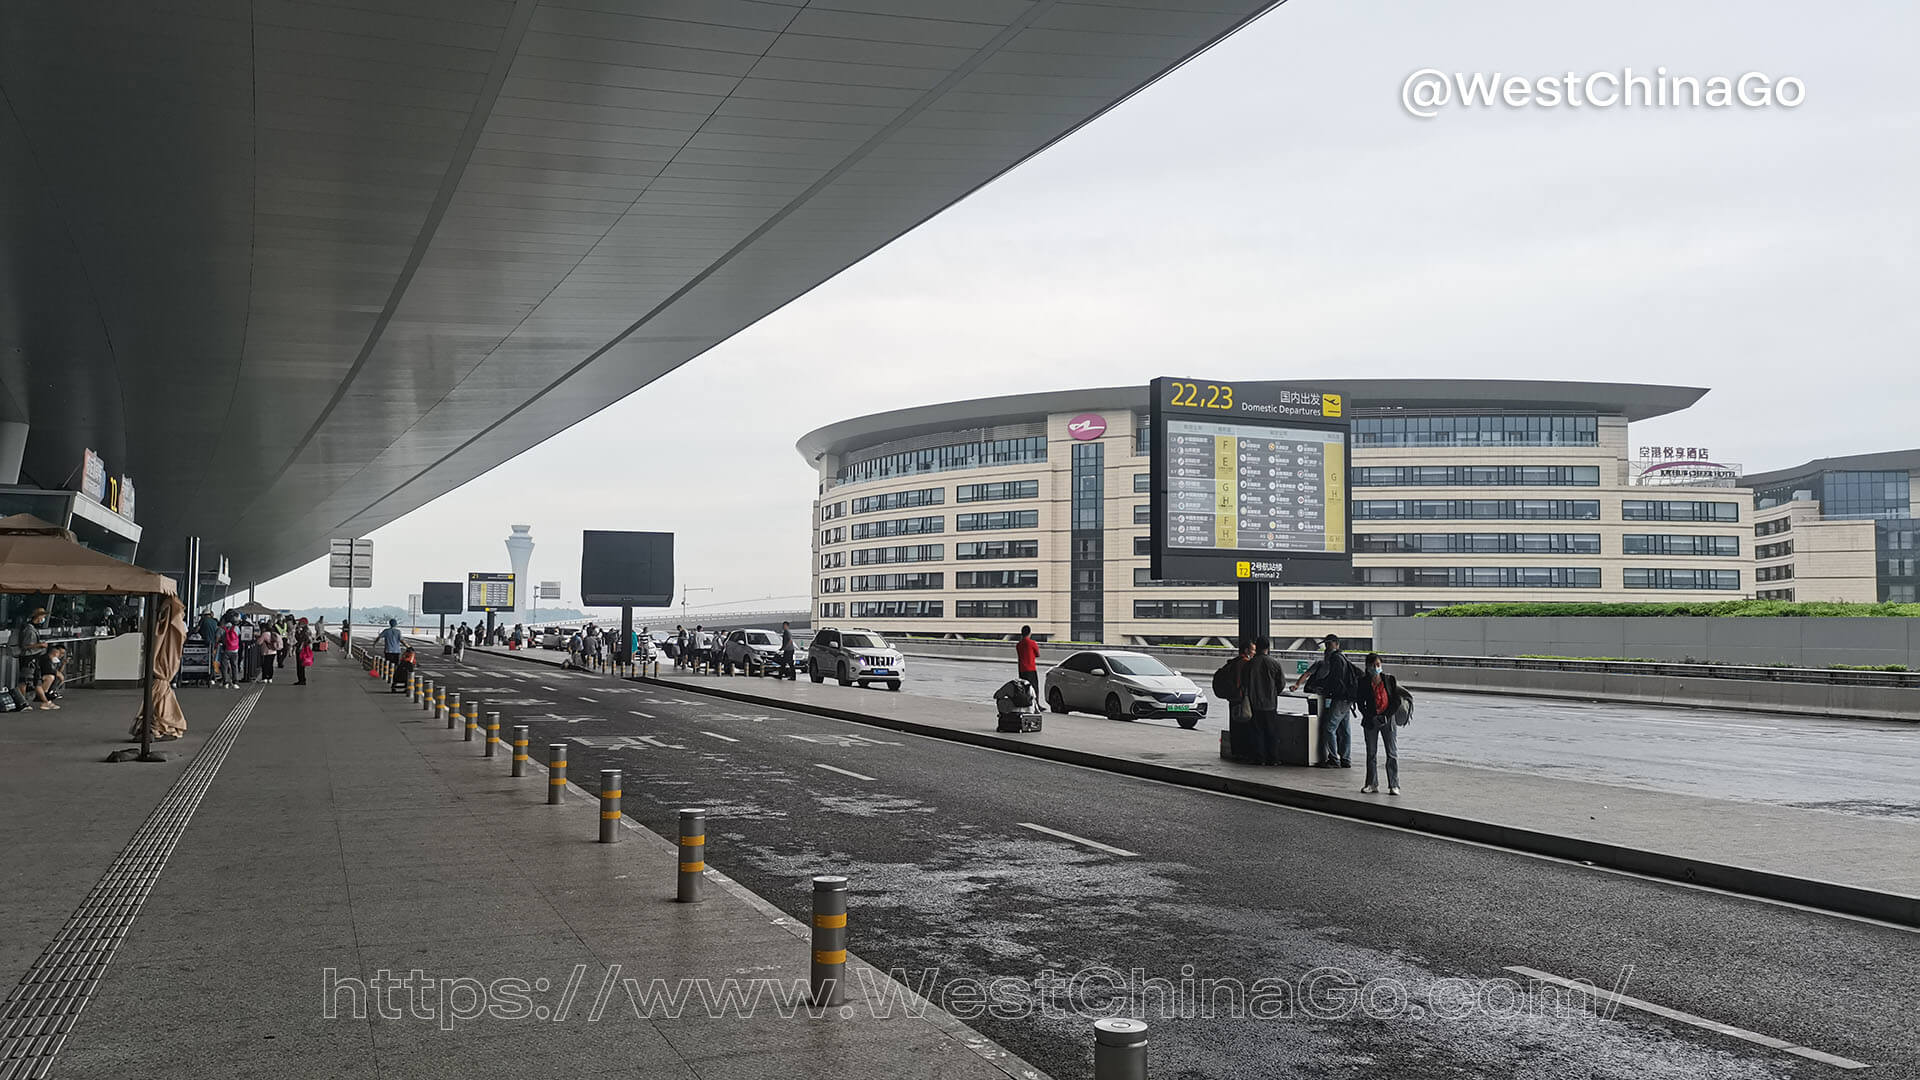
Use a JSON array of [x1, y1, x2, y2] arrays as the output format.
[[892, 637, 1920, 690]]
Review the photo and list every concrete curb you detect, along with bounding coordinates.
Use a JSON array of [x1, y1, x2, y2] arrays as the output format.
[[632, 675, 1920, 930]]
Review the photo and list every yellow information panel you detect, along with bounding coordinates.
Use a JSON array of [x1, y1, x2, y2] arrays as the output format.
[[1323, 447, 1345, 552], [1214, 435, 1238, 549]]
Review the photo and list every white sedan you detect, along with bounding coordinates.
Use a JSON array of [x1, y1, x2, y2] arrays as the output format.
[[1044, 649, 1208, 728]]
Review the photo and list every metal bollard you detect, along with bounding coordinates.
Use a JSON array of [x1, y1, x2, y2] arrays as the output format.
[[1093, 1018, 1148, 1080], [598, 770, 621, 843], [677, 809, 706, 903], [446, 688, 458, 730], [511, 725, 528, 776], [408, 675, 418, 702], [422, 677, 432, 712], [809, 876, 848, 1006], [435, 686, 446, 720], [547, 744, 566, 804], [484, 711, 500, 758], [462, 699, 475, 741]]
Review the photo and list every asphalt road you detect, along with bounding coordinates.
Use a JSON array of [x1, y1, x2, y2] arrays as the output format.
[[890, 652, 1920, 820], [403, 649, 1916, 1080]]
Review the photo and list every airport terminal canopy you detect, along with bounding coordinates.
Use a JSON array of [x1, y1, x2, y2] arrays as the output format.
[[0, 0, 1282, 586]]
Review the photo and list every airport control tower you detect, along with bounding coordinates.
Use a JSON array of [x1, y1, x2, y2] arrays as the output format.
[[505, 525, 534, 623]]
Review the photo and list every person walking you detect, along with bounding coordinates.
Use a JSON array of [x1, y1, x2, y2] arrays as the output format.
[[378, 617, 404, 678], [1290, 633, 1358, 769], [255, 622, 281, 684], [293, 618, 314, 685], [779, 621, 796, 680], [218, 618, 242, 688], [1015, 625, 1041, 704], [1355, 653, 1410, 795], [1244, 637, 1289, 766]]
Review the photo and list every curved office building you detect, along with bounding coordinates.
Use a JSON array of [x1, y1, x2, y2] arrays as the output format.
[[797, 381, 1755, 647]]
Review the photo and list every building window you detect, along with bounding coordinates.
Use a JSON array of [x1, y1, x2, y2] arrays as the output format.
[[820, 602, 844, 619], [1622, 500, 1740, 522], [849, 573, 943, 592], [1133, 504, 1151, 525], [819, 551, 845, 570], [1623, 568, 1742, 590], [955, 599, 1038, 619], [1754, 517, 1792, 537], [1133, 568, 1232, 587], [1354, 500, 1601, 521], [838, 437, 1045, 486], [956, 510, 1039, 532], [956, 540, 1038, 560], [1355, 533, 1602, 554], [1133, 599, 1238, 620], [1351, 414, 1598, 448], [849, 601, 943, 618], [1133, 536, 1150, 556], [820, 577, 845, 594], [1133, 473, 1151, 494], [1134, 415, 1151, 457], [819, 501, 848, 521], [850, 488, 944, 514], [1072, 441, 1105, 642], [819, 527, 845, 545], [1358, 567, 1602, 588], [1351, 465, 1601, 487], [849, 516, 944, 540], [848, 544, 944, 566], [1755, 589, 1794, 602], [1755, 540, 1794, 560], [1887, 584, 1917, 603], [1820, 470, 1912, 520], [957, 570, 1038, 589], [1624, 535, 1742, 557], [1755, 565, 1795, 583], [954, 480, 1038, 503]]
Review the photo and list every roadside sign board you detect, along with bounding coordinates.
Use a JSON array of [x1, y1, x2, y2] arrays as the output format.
[[328, 538, 373, 588], [538, 580, 562, 600]]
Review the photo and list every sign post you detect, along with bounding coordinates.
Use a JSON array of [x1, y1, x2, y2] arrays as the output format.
[[329, 538, 374, 630], [1148, 378, 1352, 644]]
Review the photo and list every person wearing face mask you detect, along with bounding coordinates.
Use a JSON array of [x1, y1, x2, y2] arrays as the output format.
[[1354, 652, 1410, 795]]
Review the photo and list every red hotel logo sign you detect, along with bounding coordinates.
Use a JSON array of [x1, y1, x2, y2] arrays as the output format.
[[1067, 414, 1107, 441]]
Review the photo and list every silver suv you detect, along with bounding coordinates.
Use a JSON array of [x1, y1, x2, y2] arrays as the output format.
[[808, 627, 905, 690]]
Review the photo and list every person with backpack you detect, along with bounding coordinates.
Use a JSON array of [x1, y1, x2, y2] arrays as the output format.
[[218, 618, 242, 689], [1290, 633, 1358, 769], [1354, 652, 1412, 794], [1244, 637, 1291, 766], [1211, 639, 1256, 760], [293, 618, 314, 685], [255, 622, 281, 684]]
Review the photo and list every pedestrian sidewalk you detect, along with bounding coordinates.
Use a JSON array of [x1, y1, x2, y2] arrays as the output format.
[[467, 643, 1920, 926], [0, 649, 1043, 1080]]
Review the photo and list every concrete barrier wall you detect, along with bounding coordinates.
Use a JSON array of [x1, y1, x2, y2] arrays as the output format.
[[1374, 616, 1920, 668]]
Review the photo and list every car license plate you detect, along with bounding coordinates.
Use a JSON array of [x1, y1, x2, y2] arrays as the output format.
[[1165, 704, 1191, 711], [870, 669, 891, 676]]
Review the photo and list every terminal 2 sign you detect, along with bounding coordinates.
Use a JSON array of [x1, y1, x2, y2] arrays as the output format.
[[1147, 377, 1354, 585]]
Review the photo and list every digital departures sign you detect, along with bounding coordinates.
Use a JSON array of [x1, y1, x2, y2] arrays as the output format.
[[467, 572, 516, 613], [1149, 378, 1354, 585]]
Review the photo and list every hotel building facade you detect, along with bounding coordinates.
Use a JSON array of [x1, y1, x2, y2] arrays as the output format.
[[798, 381, 1757, 648]]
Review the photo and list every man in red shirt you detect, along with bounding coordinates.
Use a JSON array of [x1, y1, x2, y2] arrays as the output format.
[[1015, 625, 1041, 705]]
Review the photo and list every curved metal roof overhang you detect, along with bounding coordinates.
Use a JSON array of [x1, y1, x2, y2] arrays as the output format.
[[1742, 448, 1920, 488], [0, 0, 1285, 586], [796, 380, 1711, 463]]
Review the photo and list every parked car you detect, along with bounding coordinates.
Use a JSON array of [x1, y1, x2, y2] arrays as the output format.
[[808, 627, 904, 690], [538, 626, 577, 650], [1044, 649, 1207, 727], [724, 629, 785, 674]]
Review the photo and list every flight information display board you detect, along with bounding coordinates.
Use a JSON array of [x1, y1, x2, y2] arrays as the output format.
[[467, 572, 516, 613], [1149, 377, 1352, 584]]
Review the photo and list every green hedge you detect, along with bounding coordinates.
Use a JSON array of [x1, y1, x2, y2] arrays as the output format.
[[1418, 601, 1920, 618]]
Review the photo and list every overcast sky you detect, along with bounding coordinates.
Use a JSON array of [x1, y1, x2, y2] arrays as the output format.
[[256, 0, 1919, 617]]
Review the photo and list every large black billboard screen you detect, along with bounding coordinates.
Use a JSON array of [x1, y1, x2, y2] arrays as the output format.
[[421, 581, 464, 615], [580, 531, 674, 607]]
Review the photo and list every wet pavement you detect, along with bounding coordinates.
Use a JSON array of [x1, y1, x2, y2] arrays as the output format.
[[891, 653, 1920, 820], [407, 650, 1916, 1080]]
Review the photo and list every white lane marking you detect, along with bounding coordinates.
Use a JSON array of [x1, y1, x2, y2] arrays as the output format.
[[814, 763, 877, 782], [580, 696, 599, 703], [540, 686, 559, 692], [701, 731, 739, 743], [1017, 822, 1140, 857], [1504, 966, 1869, 1070], [629, 710, 654, 719]]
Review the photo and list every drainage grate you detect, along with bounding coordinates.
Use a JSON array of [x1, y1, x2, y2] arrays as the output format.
[[0, 689, 262, 1080]]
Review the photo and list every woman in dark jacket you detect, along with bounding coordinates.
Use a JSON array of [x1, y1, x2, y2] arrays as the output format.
[[1354, 652, 1409, 795]]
